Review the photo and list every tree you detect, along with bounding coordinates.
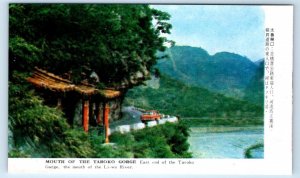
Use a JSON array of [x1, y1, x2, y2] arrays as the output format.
[[9, 4, 173, 88], [8, 4, 173, 157]]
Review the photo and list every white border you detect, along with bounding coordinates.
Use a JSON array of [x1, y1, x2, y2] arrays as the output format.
[[263, 6, 293, 167]]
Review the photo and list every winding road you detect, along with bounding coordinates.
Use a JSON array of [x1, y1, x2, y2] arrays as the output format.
[[110, 106, 143, 130]]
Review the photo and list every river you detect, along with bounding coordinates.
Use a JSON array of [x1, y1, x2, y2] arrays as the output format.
[[188, 126, 264, 158]]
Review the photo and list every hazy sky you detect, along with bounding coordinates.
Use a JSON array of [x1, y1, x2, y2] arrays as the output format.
[[152, 5, 265, 61]]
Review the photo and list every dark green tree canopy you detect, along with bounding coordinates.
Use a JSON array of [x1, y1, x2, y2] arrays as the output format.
[[9, 4, 173, 88]]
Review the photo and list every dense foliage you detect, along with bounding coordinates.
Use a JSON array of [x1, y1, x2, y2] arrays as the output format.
[[9, 79, 191, 158], [243, 59, 264, 104], [8, 4, 175, 158], [107, 121, 192, 158], [9, 4, 172, 87], [9, 89, 191, 159], [9, 72, 95, 157], [124, 74, 264, 118], [9, 72, 190, 158], [156, 46, 262, 100]]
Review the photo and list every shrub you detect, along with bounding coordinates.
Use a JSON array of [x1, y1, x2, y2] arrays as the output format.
[[108, 121, 192, 158], [9, 72, 95, 158]]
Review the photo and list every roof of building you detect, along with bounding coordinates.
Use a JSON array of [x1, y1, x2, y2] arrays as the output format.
[[27, 68, 75, 92], [27, 67, 121, 98], [98, 89, 121, 99]]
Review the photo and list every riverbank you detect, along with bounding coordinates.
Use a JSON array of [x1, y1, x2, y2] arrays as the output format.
[[189, 125, 264, 133], [181, 117, 263, 127]]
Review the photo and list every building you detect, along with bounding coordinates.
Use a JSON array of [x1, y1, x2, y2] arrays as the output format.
[[27, 67, 121, 143]]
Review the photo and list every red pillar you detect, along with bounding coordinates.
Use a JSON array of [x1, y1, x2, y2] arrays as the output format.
[[83, 100, 89, 132], [104, 103, 110, 143]]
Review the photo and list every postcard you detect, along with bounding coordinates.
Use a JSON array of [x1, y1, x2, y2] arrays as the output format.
[[8, 4, 293, 175]]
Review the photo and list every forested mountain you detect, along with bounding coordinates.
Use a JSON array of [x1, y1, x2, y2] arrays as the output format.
[[124, 75, 263, 118], [243, 59, 264, 104], [125, 46, 264, 117], [156, 46, 261, 99]]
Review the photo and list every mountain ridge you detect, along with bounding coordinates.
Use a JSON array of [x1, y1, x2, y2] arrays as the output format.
[[156, 45, 262, 99]]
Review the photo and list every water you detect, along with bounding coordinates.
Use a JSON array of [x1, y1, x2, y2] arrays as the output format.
[[188, 126, 264, 159]]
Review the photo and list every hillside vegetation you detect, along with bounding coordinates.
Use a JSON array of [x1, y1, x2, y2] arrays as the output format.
[[243, 59, 264, 104], [106, 121, 192, 158], [124, 74, 263, 118], [156, 46, 263, 100]]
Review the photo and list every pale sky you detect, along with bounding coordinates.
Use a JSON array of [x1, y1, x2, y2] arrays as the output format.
[[152, 5, 265, 61]]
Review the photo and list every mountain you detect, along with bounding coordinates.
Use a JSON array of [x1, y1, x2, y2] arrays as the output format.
[[124, 74, 263, 118], [156, 46, 259, 99], [254, 58, 264, 66], [243, 59, 264, 104]]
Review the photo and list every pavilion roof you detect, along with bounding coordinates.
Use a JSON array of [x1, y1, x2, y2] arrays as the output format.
[[27, 67, 121, 98]]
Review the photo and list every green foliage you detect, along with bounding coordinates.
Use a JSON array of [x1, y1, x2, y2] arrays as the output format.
[[9, 36, 41, 71], [130, 127, 174, 158], [108, 121, 192, 158], [8, 4, 177, 158], [244, 59, 264, 104], [51, 129, 95, 158], [9, 71, 94, 158], [124, 74, 264, 118], [8, 148, 31, 158], [244, 143, 264, 158], [91, 130, 134, 158], [9, 4, 173, 87], [156, 46, 261, 99], [9, 74, 192, 158]]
